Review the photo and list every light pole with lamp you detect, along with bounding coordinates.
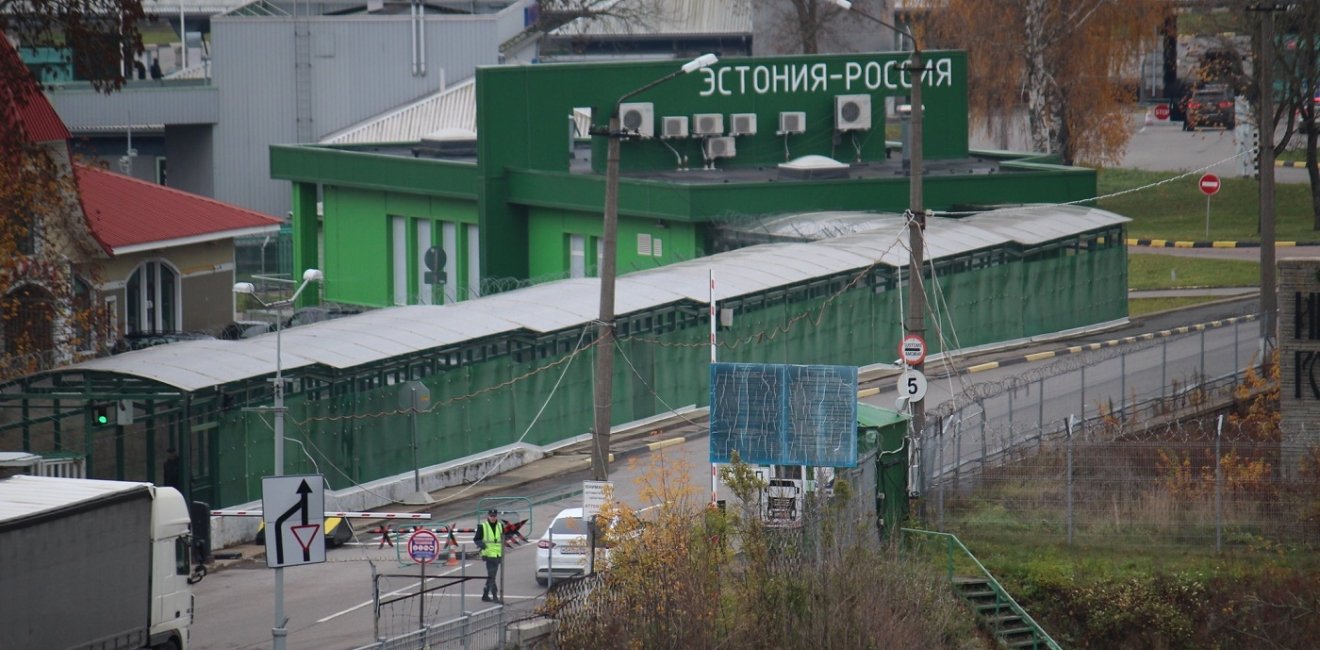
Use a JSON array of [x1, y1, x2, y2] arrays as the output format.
[[232, 268, 324, 650], [831, 0, 928, 447], [589, 53, 718, 481]]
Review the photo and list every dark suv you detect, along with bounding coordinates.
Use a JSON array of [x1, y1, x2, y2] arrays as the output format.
[[1182, 84, 1235, 131]]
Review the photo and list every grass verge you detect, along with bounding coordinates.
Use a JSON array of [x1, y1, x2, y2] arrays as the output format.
[[1097, 168, 1320, 242], [1127, 254, 1258, 290], [1128, 296, 1226, 316]]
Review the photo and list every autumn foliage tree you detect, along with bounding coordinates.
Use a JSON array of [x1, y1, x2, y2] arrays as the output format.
[[1, 2, 144, 379], [547, 452, 983, 649], [915, 0, 1169, 165]]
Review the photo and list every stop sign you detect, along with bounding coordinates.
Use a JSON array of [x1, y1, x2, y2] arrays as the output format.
[[1198, 174, 1221, 196], [1153, 104, 1170, 120]]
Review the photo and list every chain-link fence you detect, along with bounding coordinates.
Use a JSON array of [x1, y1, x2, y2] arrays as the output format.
[[912, 316, 1320, 551]]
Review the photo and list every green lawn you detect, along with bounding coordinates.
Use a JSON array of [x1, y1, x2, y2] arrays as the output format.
[[1128, 254, 1259, 290], [1128, 296, 1225, 316], [1097, 168, 1320, 242]]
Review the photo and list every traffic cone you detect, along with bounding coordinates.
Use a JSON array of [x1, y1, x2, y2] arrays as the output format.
[[446, 542, 459, 566]]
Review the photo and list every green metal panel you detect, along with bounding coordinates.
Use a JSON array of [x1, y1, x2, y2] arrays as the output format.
[[291, 183, 318, 307], [271, 145, 478, 200], [323, 186, 392, 307], [526, 206, 699, 279]]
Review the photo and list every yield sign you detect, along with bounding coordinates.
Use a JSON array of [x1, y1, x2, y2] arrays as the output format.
[[262, 475, 326, 568]]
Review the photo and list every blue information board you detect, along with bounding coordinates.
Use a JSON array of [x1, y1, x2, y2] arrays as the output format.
[[708, 362, 858, 467]]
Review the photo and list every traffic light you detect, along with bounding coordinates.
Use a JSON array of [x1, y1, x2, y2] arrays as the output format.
[[92, 403, 113, 426]]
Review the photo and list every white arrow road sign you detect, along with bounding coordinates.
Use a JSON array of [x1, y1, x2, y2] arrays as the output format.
[[262, 474, 326, 568]]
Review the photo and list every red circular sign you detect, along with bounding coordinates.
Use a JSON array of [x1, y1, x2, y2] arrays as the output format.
[[407, 529, 440, 564], [899, 334, 927, 366], [1198, 174, 1221, 196], [1153, 104, 1170, 120]]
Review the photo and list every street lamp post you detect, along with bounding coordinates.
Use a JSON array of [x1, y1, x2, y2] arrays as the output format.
[[590, 53, 718, 481], [833, 0, 928, 445], [233, 268, 324, 650]]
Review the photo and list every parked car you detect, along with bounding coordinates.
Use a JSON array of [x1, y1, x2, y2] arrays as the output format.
[[535, 507, 593, 586], [1182, 84, 1235, 131], [112, 331, 215, 354]]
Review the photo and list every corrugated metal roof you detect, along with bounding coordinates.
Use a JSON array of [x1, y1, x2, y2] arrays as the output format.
[[552, 0, 752, 37], [59, 206, 1127, 391], [0, 475, 148, 524], [321, 78, 476, 145], [76, 164, 283, 254], [961, 205, 1130, 245]]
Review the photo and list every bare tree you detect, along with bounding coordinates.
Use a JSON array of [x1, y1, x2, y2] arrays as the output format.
[[754, 0, 890, 55]]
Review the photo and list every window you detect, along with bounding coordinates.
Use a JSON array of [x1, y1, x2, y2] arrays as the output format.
[[13, 209, 38, 256], [126, 260, 180, 333], [568, 234, 586, 278], [2, 285, 55, 356], [467, 224, 480, 299], [391, 216, 408, 306]]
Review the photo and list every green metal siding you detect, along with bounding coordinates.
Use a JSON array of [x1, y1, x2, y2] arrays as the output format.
[[527, 206, 699, 280]]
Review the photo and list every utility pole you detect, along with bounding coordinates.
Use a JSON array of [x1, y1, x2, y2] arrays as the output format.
[[1252, 4, 1280, 361], [834, 0, 927, 447], [590, 54, 719, 482]]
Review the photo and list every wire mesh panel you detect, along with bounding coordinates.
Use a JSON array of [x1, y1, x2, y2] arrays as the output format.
[[709, 362, 858, 467]]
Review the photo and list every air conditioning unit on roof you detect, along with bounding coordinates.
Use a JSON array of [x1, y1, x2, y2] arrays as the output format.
[[778, 111, 806, 135], [730, 113, 757, 136], [619, 102, 654, 138], [705, 136, 736, 159], [834, 95, 871, 132], [693, 113, 724, 136], [661, 116, 689, 139]]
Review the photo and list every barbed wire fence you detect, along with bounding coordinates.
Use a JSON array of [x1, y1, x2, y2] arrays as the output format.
[[915, 317, 1319, 551]]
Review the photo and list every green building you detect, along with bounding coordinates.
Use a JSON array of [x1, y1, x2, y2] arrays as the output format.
[[0, 52, 1129, 513], [271, 51, 1096, 307]]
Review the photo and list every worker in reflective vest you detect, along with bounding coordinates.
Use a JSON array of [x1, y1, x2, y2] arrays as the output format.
[[474, 509, 504, 602]]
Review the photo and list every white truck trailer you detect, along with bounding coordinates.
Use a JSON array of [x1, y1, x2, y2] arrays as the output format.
[[0, 475, 195, 650]]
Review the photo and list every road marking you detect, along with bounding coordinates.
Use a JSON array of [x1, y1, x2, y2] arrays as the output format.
[[315, 561, 478, 623]]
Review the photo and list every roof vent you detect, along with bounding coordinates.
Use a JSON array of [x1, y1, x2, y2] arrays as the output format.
[[777, 154, 850, 180]]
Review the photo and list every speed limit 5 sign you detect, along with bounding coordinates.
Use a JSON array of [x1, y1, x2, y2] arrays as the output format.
[[897, 369, 928, 403]]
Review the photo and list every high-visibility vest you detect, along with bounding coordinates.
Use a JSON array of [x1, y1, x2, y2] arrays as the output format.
[[480, 520, 503, 559]]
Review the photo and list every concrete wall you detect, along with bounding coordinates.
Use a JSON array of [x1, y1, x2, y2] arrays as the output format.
[[1279, 257, 1320, 478]]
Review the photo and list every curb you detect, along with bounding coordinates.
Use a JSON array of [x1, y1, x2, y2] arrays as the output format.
[[1127, 238, 1320, 248], [1276, 160, 1310, 168], [962, 313, 1258, 374]]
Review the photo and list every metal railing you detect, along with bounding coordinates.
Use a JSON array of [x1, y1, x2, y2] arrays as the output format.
[[902, 528, 1062, 650]]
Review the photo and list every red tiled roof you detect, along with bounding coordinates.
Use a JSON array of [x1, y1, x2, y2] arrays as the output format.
[[75, 164, 282, 255], [1, 38, 70, 143]]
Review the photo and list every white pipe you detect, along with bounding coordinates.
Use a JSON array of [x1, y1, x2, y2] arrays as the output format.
[[410, 3, 418, 76], [418, 3, 426, 76]]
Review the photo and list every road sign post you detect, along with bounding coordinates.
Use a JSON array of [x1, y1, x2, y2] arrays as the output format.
[[1199, 173, 1221, 239], [261, 475, 326, 569], [406, 529, 440, 630]]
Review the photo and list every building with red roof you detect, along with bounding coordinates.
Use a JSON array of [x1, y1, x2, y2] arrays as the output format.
[[2, 41, 281, 377]]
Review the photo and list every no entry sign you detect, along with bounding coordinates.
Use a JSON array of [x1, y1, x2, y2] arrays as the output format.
[[1198, 173, 1221, 196], [899, 334, 927, 366]]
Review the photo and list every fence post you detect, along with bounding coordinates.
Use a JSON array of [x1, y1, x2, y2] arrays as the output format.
[[1080, 364, 1087, 424], [373, 567, 382, 641], [1036, 378, 1045, 456], [1161, 338, 1172, 404], [1216, 413, 1224, 553], [1233, 318, 1240, 392], [938, 417, 946, 531], [979, 399, 987, 479], [1120, 350, 1127, 414], [1066, 415, 1075, 547], [954, 417, 962, 495], [1200, 327, 1206, 384]]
